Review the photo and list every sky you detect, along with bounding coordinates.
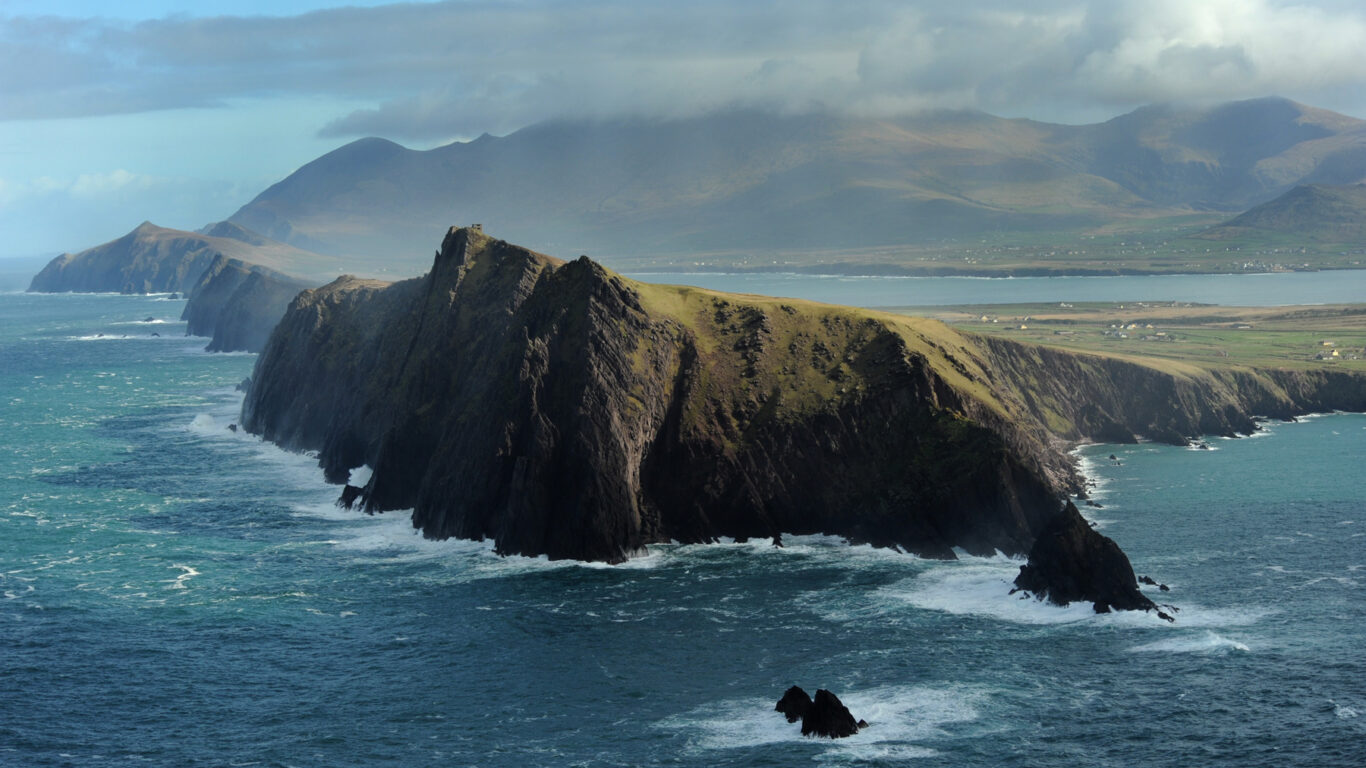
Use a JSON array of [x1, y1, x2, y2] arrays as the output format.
[[4, 0, 1366, 259]]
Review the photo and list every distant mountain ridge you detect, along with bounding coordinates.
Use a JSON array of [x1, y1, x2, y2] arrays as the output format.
[[1198, 184, 1366, 243], [227, 97, 1366, 271]]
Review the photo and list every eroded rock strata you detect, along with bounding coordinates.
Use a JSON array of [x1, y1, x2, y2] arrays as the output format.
[[242, 228, 1366, 581], [181, 255, 314, 353], [1013, 502, 1157, 613]]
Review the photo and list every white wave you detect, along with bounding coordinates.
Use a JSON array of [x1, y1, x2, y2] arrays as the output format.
[[188, 413, 219, 433], [883, 556, 1273, 629], [1128, 630, 1250, 654], [657, 683, 983, 759], [70, 334, 140, 341], [347, 464, 373, 487], [892, 560, 1101, 625], [166, 564, 200, 590]]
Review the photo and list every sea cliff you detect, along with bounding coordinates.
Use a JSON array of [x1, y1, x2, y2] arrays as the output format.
[[181, 255, 314, 353], [242, 227, 1366, 573]]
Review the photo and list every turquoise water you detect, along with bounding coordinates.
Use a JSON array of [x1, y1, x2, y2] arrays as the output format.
[[2, 291, 1364, 766]]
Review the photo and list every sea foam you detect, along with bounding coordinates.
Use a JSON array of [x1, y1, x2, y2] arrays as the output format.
[[1128, 630, 1251, 654], [657, 683, 984, 759]]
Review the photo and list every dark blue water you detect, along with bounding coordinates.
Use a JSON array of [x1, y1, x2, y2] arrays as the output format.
[[2, 291, 1363, 766]]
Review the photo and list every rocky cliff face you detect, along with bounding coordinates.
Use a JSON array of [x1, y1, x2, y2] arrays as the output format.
[[244, 227, 1072, 562], [975, 338, 1366, 447], [1014, 502, 1157, 613], [242, 227, 1366, 577], [181, 255, 314, 353]]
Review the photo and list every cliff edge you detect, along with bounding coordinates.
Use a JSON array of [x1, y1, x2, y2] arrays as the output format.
[[241, 227, 1366, 599], [244, 227, 1076, 563], [181, 255, 315, 353]]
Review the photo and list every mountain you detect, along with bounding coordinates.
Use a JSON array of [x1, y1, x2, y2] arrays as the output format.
[[1197, 183, 1366, 243], [241, 227, 1366, 600], [28, 221, 340, 294], [227, 98, 1366, 271]]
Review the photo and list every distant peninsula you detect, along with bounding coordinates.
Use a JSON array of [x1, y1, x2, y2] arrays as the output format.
[[27, 221, 330, 353], [240, 227, 1366, 608]]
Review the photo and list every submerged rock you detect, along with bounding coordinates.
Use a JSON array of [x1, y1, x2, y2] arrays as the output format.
[[1014, 502, 1157, 613]]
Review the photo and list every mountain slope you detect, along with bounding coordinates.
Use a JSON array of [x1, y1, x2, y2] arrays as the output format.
[[28, 221, 340, 293], [227, 98, 1366, 271], [1197, 183, 1366, 243]]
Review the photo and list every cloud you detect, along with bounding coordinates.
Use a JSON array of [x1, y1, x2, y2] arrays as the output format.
[[3, 0, 1366, 139], [0, 169, 165, 207]]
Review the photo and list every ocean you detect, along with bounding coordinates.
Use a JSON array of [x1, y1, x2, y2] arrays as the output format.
[[2, 288, 1363, 767]]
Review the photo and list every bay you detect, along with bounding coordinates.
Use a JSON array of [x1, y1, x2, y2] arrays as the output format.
[[1, 288, 1362, 767], [622, 269, 1366, 307]]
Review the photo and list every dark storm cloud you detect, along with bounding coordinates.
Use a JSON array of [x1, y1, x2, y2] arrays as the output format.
[[3, 0, 1365, 138]]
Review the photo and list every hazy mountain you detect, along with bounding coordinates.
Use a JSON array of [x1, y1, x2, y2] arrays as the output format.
[[226, 97, 1366, 271], [29, 221, 341, 293], [1198, 184, 1366, 243]]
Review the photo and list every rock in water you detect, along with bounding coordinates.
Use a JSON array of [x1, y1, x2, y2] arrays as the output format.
[[337, 485, 365, 510], [801, 689, 860, 739], [775, 686, 812, 723], [1014, 502, 1157, 612]]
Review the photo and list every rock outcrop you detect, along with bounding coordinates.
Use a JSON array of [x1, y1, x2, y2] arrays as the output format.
[[1013, 502, 1156, 612], [977, 338, 1366, 447], [244, 227, 1066, 563], [801, 689, 861, 739], [775, 686, 813, 723], [181, 255, 314, 353], [242, 227, 1366, 600]]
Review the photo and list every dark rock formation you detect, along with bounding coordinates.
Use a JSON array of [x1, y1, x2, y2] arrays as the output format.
[[243, 227, 1066, 562], [801, 689, 860, 739], [337, 485, 364, 510], [242, 226, 1366, 583], [775, 686, 812, 723], [978, 336, 1366, 447], [1014, 502, 1156, 612], [182, 255, 314, 353], [1139, 575, 1172, 592]]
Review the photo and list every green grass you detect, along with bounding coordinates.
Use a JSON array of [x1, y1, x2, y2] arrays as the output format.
[[609, 216, 1366, 276], [899, 302, 1366, 371]]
